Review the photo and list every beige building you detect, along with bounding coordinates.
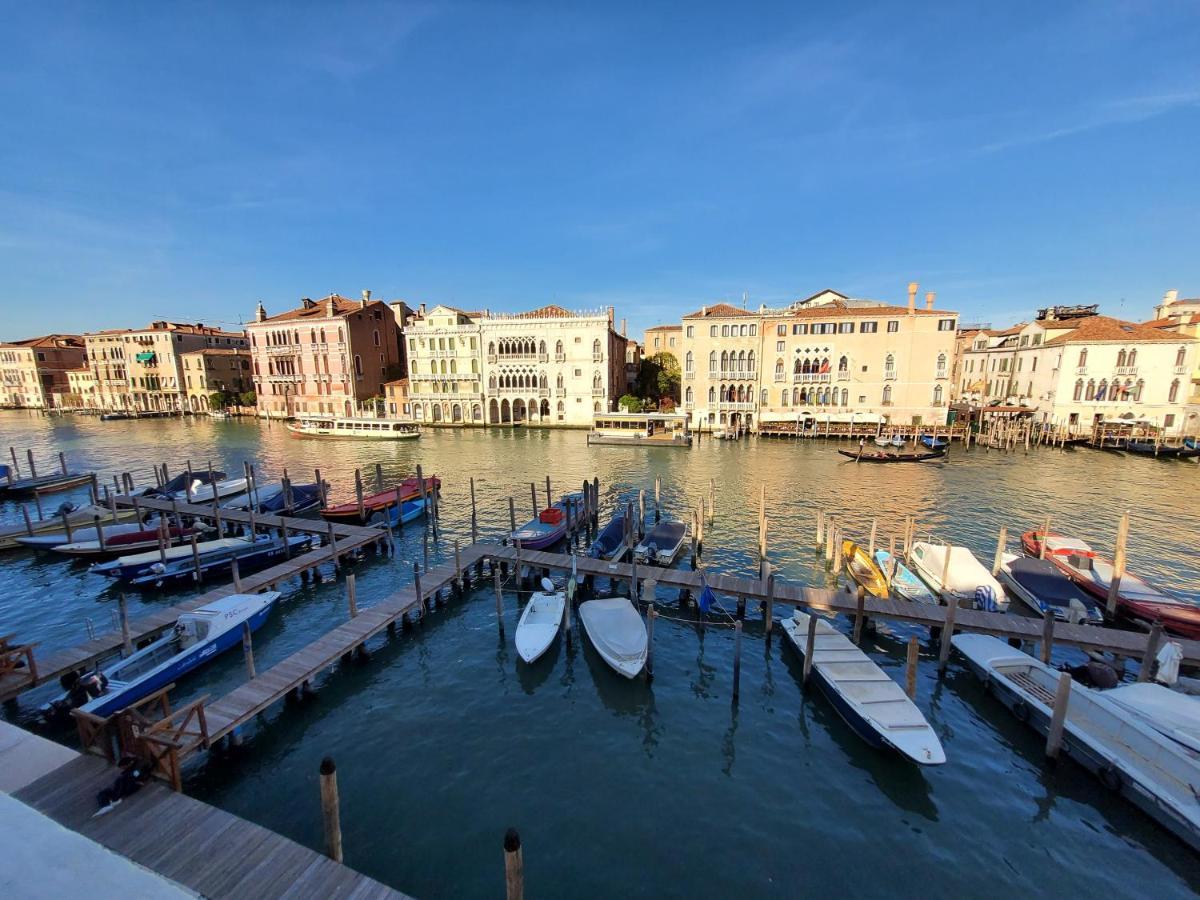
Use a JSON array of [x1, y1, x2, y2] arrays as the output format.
[[64, 368, 99, 409], [403, 303, 629, 426], [182, 349, 252, 412], [82, 329, 132, 411], [247, 292, 402, 419], [383, 378, 414, 420], [681, 287, 958, 431], [957, 305, 1199, 435], [1146, 289, 1200, 408], [642, 325, 682, 362], [0, 334, 86, 409]]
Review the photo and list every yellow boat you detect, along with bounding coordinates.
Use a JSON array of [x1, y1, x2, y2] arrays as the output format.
[[842, 539, 890, 599]]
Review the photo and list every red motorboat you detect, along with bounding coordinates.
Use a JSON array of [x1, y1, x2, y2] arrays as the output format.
[[320, 476, 441, 523], [1021, 529, 1200, 639]]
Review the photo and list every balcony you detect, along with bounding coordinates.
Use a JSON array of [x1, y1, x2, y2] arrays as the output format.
[[836, 371, 850, 382], [719, 370, 756, 380], [794, 372, 831, 383], [718, 401, 756, 411], [1075, 366, 1088, 375], [935, 370, 948, 380], [883, 370, 897, 381], [1175, 365, 1188, 375], [538, 387, 550, 398], [538, 353, 549, 363], [591, 387, 606, 397], [555, 387, 566, 397], [592, 354, 604, 363], [554, 353, 566, 362], [1115, 366, 1137, 376], [684, 402, 694, 412], [684, 371, 695, 380], [265, 345, 297, 355]]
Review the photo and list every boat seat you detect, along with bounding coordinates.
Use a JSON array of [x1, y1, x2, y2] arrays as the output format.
[[1005, 670, 1058, 707]]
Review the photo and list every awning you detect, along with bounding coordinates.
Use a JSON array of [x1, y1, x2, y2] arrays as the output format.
[[135, 352, 156, 363]]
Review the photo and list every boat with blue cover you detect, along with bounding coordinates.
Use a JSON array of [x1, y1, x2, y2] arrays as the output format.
[[369, 496, 428, 528], [511, 493, 583, 550], [633, 520, 687, 566], [873, 549, 938, 604], [997, 553, 1103, 624], [223, 481, 323, 515], [588, 515, 629, 560], [143, 469, 226, 497], [56, 592, 280, 719], [91, 533, 311, 587], [919, 434, 948, 450]]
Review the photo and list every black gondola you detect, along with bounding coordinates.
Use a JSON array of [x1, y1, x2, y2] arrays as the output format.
[[837, 449, 946, 463]]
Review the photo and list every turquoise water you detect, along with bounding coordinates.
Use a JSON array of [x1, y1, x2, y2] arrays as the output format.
[[1, 410, 1199, 898]]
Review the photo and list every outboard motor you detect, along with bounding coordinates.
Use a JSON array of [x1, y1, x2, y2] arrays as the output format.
[[1063, 660, 1119, 690], [55, 501, 78, 517]]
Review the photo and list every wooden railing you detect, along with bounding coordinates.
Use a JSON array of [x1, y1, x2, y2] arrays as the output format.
[[0, 635, 38, 691]]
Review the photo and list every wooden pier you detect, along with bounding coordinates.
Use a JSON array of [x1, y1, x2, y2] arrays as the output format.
[[13, 752, 407, 898], [0, 499, 385, 703]]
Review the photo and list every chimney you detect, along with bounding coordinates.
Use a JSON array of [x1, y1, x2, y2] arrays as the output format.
[[907, 282, 918, 314], [925, 291, 935, 311], [608, 306, 615, 324], [362, 289, 371, 309], [701, 305, 707, 317], [327, 296, 336, 317], [300, 297, 314, 310], [419, 303, 427, 317], [621, 318, 627, 336], [1164, 289, 1179, 306], [255, 301, 267, 323]]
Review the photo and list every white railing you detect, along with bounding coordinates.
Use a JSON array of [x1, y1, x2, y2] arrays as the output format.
[[1075, 366, 1088, 375], [1174, 365, 1188, 374], [836, 371, 850, 381], [884, 370, 897, 381], [793, 372, 831, 383], [1115, 366, 1137, 376]]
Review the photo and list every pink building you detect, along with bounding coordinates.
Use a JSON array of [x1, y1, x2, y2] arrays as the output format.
[[247, 292, 402, 418]]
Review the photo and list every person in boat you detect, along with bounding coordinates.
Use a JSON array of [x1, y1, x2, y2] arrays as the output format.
[[46, 669, 110, 720]]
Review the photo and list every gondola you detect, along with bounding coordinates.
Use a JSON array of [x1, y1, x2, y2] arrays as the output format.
[[837, 448, 946, 463], [1124, 441, 1183, 458]]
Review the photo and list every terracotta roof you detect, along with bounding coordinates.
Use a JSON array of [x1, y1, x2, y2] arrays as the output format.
[[684, 297, 957, 320], [1043, 315, 1187, 346], [182, 348, 249, 356], [383, 378, 410, 387], [644, 324, 682, 332], [1, 334, 84, 349], [682, 303, 753, 319], [514, 304, 575, 319], [257, 295, 390, 323], [1145, 314, 1200, 328]]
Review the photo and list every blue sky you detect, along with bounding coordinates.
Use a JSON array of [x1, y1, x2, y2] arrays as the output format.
[[2, 1, 1198, 339]]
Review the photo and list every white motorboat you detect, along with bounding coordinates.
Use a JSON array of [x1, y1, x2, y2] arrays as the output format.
[[515, 578, 566, 664], [286, 416, 420, 439], [175, 477, 249, 503], [633, 520, 687, 566], [997, 552, 1103, 624], [1104, 683, 1200, 755], [16, 521, 151, 550], [578, 597, 647, 679], [909, 542, 1008, 612], [953, 633, 1200, 850], [781, 611, 945, 765]]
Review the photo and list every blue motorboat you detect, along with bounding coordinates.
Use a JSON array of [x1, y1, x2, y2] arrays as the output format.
[[873, 549, 939, 604], [511, 492, 584, 550], [59, 592, 280, 719], [223, 482, 323, 515], [588, 515, 628, 560], [91, 533, 312, 587], [143, 469, 226, 497], [919, 434, 949, 450], [997, 553, 1104, 624], [369, 496, 428, 528]]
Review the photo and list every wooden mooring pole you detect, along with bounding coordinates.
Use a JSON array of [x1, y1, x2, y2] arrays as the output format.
[[242, 622, 256, 678], [319, 757, 343, 863], [1045, 673, 1072, 760], [504, 828, 524, 900], [905, 636, 919, 699]]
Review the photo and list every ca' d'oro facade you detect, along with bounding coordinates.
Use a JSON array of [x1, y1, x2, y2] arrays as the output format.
[[681, 286, 958, 432], [403, 304, 629, 427]]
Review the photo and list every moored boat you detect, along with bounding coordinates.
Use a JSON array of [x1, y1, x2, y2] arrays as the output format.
[[919, 434, 949, 450], [588, 515, 629, 561], [320, 476, 440, 523], [286, 416, 420, 439], [781, 611, 945, 765], [52, 593, 280, 719], [1021, 530, 1200, 638], [510, 493, 583, 551], [873, 549, 938, 604], [837, 448, 946, 463], [143, 469, 226, 497], [91, 533, 311, 587], [1, 471, 94, 495], [47, 524, 210, 559], [953, 633, 1200, 850], [369, 496, 428, 528], [997, 553, 1103, 624], [515, 578, 566, 664], [171, 476, 249, 503], [1103, 683, 1200, 755], [0, 504, 141, 552], [578, 596, 647, 678], [842, 539, 889, 599], [908, 542, 1008, 611], [633, 520, 687, 566], [222, 482, 323, 515]]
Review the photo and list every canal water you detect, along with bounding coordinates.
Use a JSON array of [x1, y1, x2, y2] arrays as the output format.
[[1, 411, 1199, 898]]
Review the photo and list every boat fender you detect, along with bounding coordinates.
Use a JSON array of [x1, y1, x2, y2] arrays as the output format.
[[151, 562, 166, 575], [1098, 763, 1122, 793], [540, 577, 555, 593], [1011, 699, 1030, 723]]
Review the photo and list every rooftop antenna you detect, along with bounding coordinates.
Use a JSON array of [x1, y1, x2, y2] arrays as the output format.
[[742, 291, 748, 309]]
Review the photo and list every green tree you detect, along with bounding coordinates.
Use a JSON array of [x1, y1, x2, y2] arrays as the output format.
[[636, 352, 681, 402], [208, 390, 228, 410], [239, 390, 257, 407], [618, 393, 641, 413]]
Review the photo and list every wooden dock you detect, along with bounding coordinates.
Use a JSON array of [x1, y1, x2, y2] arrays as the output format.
[[0, 502, 384, 704], [14, 752, 408, 898]]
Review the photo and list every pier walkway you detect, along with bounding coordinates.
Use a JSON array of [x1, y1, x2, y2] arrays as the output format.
[[0, 501, 384, 704]]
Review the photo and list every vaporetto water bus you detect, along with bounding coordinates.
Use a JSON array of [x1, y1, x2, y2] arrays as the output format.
[[285, 416, 420, 440]]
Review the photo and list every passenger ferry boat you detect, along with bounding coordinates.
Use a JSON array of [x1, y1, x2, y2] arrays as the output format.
[[586, 412, 692, 447], [285, 416, 420, 440]]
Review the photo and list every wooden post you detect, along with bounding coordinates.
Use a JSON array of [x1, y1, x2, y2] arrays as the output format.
[[802, 614, 817, 685], [281, 521, 291, 560], [33, 489, 44, 521], [355, 469, 365, 522], [94, 514, 106, 551], [319, 757, 343, 863], [938, 598, 957, 672], [765, 569, 776, 635], [242, 622, 256, 678], [375, 463, 384, 491], [213, 500, 222, 538], [508, 496, 517, 534], [530, 482, 538, 519], [646, 605, 656, 678], [20, 504, 32, 536], [991, 526, 1008, 576], [494, 566, 504, 634], [1038, 515, 1050, 559], [26, 449, 37, 479], [414, 562, 424, 610], [654, 475, 661, 522], [1040, 608, 1055, 664], [470, 476, 478, 543], [815, 509, 825, 548], [638, 489, 646, 539], [231, 556, 242, 592], [190, 533, 202, 582], [61, 509, 74, 544], [832, 528, 843, 573], [887, 534, 898, 583], [90, 472, 100, 504], [503, 828, 524, 900], [939, 543, 953, 596], [732, 619, 743, 700], [868, 518, 877, 557], [1106, 511, 1129, 616], [853, 585, 866, 644], [545, 475, 552, 509], [347, 573, 358, 618], [58, 451, 68, 474], [824, 518, 834, 563], [454, 540, 463, 590], [757, 483, 766, 561], [157, 517, 168, 566], [118, 593, 132, 655], [1138, 622, 1163, 683], [905, 635, 918, 699], [1044, 673, 1072, 760], [327, 521, 339, 571], [315, 468, 327, 508]]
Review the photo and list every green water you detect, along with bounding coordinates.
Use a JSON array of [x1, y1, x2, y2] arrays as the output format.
[[1, 411, 1199, 898]]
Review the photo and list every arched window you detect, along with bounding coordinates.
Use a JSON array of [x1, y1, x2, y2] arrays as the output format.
[[1073, 379, 1083, 401], [720, 350, 728, 373], [1177, 346, 1187, 368], [592, 338, 601, 356], [760, 388, 767, 405], [685, 351, 694, 372], [885, 354, 895, 375], [1085, 379, 1095, 400], [721, 325, 729, 337], [555, 340, 563, 356], [936, 353, 947, 377], [708, 351, 717, 374], [841, 388, 849, 406], [933, 385, 943, 405], [793, 358, 802, 374], [685, 386, 693, 403], [781, 389, 789, 406], [792, 387, 800, 405], [740, 325, 748, 337], [775, 359, 784, 380], [556, 373, 564, 389], [471, 359, 478, 373], [539, 372, 547, 388], [748, 351, 755, 373], [354, 354, 363, 376], [1169, 379, 1180, 403], [489, 375, 496, 389], [1116, 349, 1126, 367], [882, 384, 892, 404], [592, 371, 601, 389], [838, 355, 848, 373], [338, 327, 344, 343], [1134, 379, 1144, 401], [451, 359, 459, 374], [708, 386, 715, 403], [488, 342, 496, 356], [1128, 349, 1137, 367], [1078, 348, 1087, 368], [737, 350, 746, 373], [538, 340, 546, 355], [1097, 378, 1108, 400]]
